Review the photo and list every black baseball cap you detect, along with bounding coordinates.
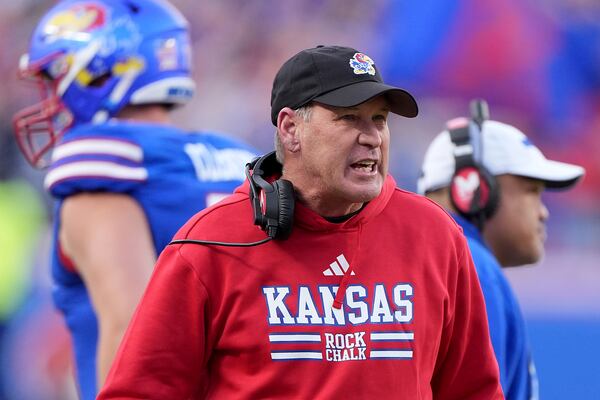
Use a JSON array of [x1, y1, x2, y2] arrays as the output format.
[[270, 45, 418, 125]]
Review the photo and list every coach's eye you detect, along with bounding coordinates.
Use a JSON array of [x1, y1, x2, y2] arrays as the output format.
[[341, 114, 357, 121]]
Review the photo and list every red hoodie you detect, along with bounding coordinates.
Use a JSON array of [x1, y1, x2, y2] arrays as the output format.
[[99, 176, 503, 399]]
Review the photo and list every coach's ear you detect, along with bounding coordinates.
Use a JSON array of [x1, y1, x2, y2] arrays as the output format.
[[277, 107, 300, 153]]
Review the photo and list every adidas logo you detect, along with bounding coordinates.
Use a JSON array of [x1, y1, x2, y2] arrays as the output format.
[[323, 254, 355, 276]]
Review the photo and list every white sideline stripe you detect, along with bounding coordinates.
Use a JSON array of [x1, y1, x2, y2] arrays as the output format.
[[371, 332, 414, 341], [271, 352, 322, 360], [269, 334, 321, 342], [370, 350, 413, 359], [52, 139, 143, 162], [329, 261, 344, 275], [45, 161, 148, 188]]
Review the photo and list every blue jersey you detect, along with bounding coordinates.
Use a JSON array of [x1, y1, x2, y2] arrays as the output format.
[[453, 214, 539, 400], [44, 121, 256, 400]]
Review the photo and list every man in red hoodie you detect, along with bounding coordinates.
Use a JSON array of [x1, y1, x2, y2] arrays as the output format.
[[98, 45, 503, 399]]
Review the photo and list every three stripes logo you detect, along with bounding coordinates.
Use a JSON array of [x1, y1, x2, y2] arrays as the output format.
[[323, 254, 355, 276]]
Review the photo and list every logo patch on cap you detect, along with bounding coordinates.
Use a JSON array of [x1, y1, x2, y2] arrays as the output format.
[[349, 52, 375, 76]]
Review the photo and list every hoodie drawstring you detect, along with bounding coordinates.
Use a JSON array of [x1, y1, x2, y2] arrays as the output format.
[[333, 224, 362, 309]]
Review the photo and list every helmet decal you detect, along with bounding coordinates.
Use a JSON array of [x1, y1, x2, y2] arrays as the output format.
[[43, 3, 106, 43], [156, 38, 180, 71]]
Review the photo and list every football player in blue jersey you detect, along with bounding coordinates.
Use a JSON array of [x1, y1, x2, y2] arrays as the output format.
[[418, 101, 585, 400], [12, 1, 256, 399]]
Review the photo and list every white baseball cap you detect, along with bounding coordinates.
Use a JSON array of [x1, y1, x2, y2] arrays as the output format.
[[418, 120, 585, 194]]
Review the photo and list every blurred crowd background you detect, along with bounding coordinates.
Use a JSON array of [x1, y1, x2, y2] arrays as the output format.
[[0, 0, 598, 399]]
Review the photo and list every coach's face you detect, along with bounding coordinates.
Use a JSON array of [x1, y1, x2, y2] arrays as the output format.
[[484, 175, 549, 266], [281, 95, 390, 217]]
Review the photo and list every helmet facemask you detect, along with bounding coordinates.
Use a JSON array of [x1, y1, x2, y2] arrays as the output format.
[[13, 52, 74, 168]]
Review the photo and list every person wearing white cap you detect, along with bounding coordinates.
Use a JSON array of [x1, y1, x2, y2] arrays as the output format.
[[418, 100, 585, 400]]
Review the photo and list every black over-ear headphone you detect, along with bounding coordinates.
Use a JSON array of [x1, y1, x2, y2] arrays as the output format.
[[448, 99, 499, 229], [169, 151, 295, 248], [246, 151, 295, 240]]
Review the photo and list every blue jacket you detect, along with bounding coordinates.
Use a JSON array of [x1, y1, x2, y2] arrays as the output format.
[[453, 214, 538, 400]]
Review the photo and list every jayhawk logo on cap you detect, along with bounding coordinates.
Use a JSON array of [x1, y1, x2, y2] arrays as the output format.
[[43, 3, 106, 43], [349, 52, 376, 76]]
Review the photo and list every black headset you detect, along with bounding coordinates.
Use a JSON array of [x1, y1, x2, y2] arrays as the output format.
[[169, 151, 295, 248], [448, 99, 499, 230], [246, 151, 295, 240]]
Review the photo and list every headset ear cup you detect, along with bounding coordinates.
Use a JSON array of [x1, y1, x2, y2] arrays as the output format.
[[273, 179, 295, 239], [450, 166, 482, 215], [478, 167, 499, 218], [450, 165, 499, 219]]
